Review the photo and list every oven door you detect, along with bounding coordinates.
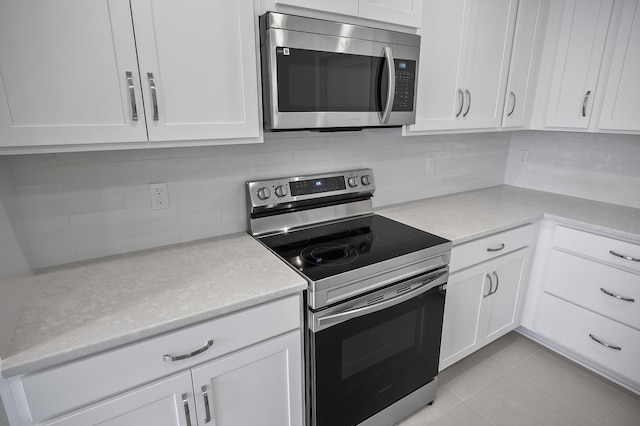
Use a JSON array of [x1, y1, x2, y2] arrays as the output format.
[[262, 21, 418, 130], [308, 268, 448, 426]]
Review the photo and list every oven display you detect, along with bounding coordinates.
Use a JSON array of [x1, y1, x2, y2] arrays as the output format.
[[290, 176, 346, 196]]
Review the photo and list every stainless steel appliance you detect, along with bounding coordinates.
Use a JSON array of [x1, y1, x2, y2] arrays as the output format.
[[246, 169, 451, 426], [259, 13, 421, 131]]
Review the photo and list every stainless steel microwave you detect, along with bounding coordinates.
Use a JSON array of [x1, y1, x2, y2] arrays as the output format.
[[259, 12, 421, 131]]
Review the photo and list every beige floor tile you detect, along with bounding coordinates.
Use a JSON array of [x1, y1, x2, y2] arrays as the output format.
[[397, 388, 463, 425], [510, 349, 626, 422], [440, 354, 510, 400], [599, 392, 640, 426], [488, 332, 541, 368], [426, 402, 494, 426], [466, 369, 598, 426]]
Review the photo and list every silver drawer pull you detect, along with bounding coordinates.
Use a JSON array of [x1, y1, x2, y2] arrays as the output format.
[[163, 340, 214, 361], [582, 90, 591, 117], [148, 72, 159, 121], [609, 250, 640, 262], [202, 385, 212, 423], [456, 89, 464, 117], [487, 243, 505, 252], [589, 333, 621, 351], [491, 271, 499, 295], [182, 393, 192, 426], [126, 71, 138, 122], [483, 273, 494, 298], [600, 287, 635, 303]]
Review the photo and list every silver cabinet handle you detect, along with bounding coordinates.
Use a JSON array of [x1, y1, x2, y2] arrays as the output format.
[[508, 91, 516, 117], [147, 72, 159, 121], [202, 385, 212, 423], [163, 340, 214, 361], [126, 71, 138, 122], [483, 273, 494, 298], [463, 89, 471, 117], [182, 393, 192, 426], [609, 250, 640, 262], [600, 287, 635, 303], [491, 271, 499, 295], [589, 333, 622, 351], [456, 89, 464, 117], [487, 243, 505, 252], [380, 46, 395, 124], [582, 90, 591, 117]]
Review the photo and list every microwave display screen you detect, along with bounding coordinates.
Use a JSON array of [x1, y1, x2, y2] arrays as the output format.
[[275, 48, 415, 113]]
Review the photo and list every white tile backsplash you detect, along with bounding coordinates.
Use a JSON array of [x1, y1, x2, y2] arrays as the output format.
[[3, 130, 509, 268], [5, 129, 640, 269], [505, 131, 640, 208]]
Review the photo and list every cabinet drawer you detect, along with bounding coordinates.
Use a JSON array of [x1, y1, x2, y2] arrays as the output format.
[[536, 294, 640, 384], [553, 226, 640, 274], [450, 224, 536, 272], [545, 250, 640, 330], [18, 295, 301, 422]]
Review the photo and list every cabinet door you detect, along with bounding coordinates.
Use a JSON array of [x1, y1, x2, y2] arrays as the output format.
[[544, 0, 614, 129], [439, 265, 487, 370], [409, 0, 468, 131], [459, 0, 517, 129], [43, 372, 195, 426], [482, 248, 529, 342], [0, 0, 147, 148], [191, 331, 303, 426], [358, 0, 423, 27], [598, 0, 640, 132], [274, 0, 359, 16], [130, 0, 260, 142], [502, 0, 548, 128]]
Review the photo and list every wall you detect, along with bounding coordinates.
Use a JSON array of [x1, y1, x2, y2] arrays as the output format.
[[4, 130, 510, 269], [505, 131, 640, 208]]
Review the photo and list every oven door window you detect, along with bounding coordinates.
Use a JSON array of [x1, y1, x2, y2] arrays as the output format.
[[310, 286, 445, 426], [276, 48, 388, 113]]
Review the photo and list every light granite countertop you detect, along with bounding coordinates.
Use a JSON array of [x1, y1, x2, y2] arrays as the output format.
[[3, 185, 639, 378], [1, 233, 307, 377], [378, 185, 640, 245]]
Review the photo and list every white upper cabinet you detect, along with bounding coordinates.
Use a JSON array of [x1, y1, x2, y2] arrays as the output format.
[[131, 0, 260, 142], [408, 0, 517, 133], [597, 0, 640, 132], [0, 0, 147, 148], [273, 0, 423, 27], [541, 0, 614, 129], [358, 0, 423, 28], [502, 0, 549, 128], [0, 0, 260, 151]]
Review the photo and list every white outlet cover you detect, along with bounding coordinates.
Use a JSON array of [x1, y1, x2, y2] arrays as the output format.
[[149, 182, 169, 210]]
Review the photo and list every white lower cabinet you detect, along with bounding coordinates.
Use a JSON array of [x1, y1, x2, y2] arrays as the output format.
[[43, 332, 302, 426], [531, 225, 640, 390], [440, 225, 535, 370], [42, 372, 196, 426], [5, 295, 303, 426]]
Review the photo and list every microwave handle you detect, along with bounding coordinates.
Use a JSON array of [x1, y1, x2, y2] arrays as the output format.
[[380, 46, 396, 125]]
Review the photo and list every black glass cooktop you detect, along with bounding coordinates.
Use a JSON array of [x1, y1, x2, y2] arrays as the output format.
[[259, 215, 450, 282]]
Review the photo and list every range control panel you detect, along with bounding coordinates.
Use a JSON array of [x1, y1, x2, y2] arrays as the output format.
[[246, 169, 375, 208]]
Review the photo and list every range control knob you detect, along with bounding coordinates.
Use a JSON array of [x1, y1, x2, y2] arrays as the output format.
[[256, 187, 271, 200], [274, 185, 288, 198], [347, 177, 359, 188], [361, 175, 372, 186]]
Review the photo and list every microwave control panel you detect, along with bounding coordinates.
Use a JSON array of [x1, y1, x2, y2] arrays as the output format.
[[393, 60, 416, 112]]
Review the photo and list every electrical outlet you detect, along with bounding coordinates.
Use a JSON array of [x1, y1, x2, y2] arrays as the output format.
[[425, 157, 435, 175], [519, 149, 529, 165], [149, 182, 169, 210]]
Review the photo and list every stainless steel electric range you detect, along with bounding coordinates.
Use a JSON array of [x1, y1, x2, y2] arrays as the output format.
[[246, 169, 451, 426]]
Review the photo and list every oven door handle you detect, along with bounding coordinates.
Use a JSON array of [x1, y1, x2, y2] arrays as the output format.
[[315, 270, 448, 330]]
